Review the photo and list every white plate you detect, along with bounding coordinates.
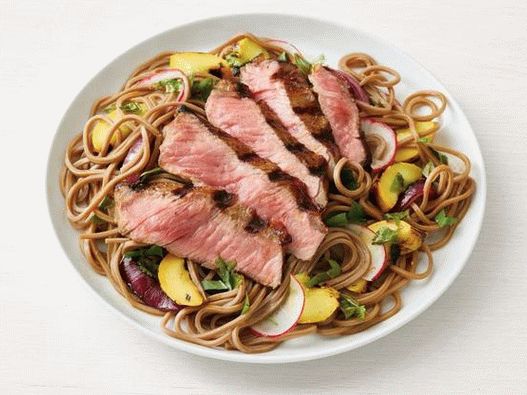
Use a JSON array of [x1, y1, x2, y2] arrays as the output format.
[[46, 13, 486, 364]]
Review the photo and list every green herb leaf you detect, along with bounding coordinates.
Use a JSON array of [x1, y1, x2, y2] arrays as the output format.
[[372, 226, 398, 245], [384, 210, 409, 225], [324, 212, 348, 227], [277, 51, 288, 62], [294, 54, 312, 75], [347, 201, 366, 224], [156, 78, 182, 93], [225, 52, 242, 68], [241, 293, 250, 315], [311, 54, 326, 66], [339, 294, 366, 320], [214, 258, 242, 291], [422, 161, 435, 178], [103, 103, 117, 113], [124, 245, 166, 278], [434, 209, 457, 228], [307, 259, 341, 287], [89, 214, 105, 225], [120, 101, 143, 114], [201, 279, 229, 291], [390, 172, 406, 194], [431, 148, 449, 165], [98, 196, 114, 211], [340, 167, 358, 190], [417, 137, 432, 143], [191, 78, 214, 102]]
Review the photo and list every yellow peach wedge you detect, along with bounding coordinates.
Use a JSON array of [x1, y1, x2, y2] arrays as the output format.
[[169, 52, 228, 76], [158, 255, 203, 306], [395, 121, 438, 162], [368, 220, 422, 254], [375, 162, 422, 212], [295, 273, 340, 324]]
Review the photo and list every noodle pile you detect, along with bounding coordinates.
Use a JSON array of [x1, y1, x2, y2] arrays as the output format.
[[60, 33, 475, 353]]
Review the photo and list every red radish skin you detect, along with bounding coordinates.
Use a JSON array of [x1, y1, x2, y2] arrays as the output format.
[[119, 257, 179, 312], [347, 224, 389, 281], [360, 119, 397, 173], [249, 275, 305, 338]]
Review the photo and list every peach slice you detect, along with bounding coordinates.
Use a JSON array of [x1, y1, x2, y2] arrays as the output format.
[[375, 162, 422, 212], [395, 121, 438, 162], [369, 220, 422, 254]]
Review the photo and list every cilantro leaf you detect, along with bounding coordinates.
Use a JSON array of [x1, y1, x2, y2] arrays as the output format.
[[390, 172, 406, 194], [277, 51, 288, 62], [103, 103, 117, 113], [156, 78, 182, 93], [191, 78, 214, 102], [324, 212, 348, 227], [339, 294, 366, 320], [241, 293, 250, 315], [294, 54, 312, 75], [384, 210, 409, 224], [201, 279, 229, 291], [98, 195, 114, 211], [435, 209, 457, 228], [346, 201, 366, 224], [422, 161, 435, 178], [307, 259, 341, 287], [372, 226, 398, 245], [123, 245, 166, 278], [431, 148, 449, 165], [225, 52, 242, 67], [120, 101, 143, 114], [214, 258, 242, 291]]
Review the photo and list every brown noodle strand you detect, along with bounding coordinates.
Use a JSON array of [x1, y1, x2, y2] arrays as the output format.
[[60, 34, 475, 353]]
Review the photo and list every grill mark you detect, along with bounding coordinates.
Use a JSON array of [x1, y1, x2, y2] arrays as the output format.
[[212, 190, 236, 209], [197, 116, 320, 213], [292, 105, 324, 115], [171, 184, 193, 198], [244, 214, 267, 234]]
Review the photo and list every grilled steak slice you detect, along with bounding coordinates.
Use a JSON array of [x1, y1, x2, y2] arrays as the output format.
[[159, 112, 327, 260], [115, 182, 284, 288], [309, 67, 367, 164], [206, 81, 328, 207], [241, 60, 338, 169]]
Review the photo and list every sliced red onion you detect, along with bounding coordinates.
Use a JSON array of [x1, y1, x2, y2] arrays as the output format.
[[328, 68, 369, 103], [136, 68, 190, 102], [396, 180, 436, 210], [119, 257, 179, 312]]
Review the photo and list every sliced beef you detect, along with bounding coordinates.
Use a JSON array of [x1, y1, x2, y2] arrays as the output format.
[[115, 182, 284, 288], [158, 112, 327, 260], [309, 67, 367, 164], [241, 60, 338, 169], [205, 81, 328, 207]]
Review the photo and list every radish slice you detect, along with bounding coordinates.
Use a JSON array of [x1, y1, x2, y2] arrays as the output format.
[[250, 275, 305, 337], [135, 68, 190, 102], [347, 224, 389, 281], [361, 119, 397, 173]]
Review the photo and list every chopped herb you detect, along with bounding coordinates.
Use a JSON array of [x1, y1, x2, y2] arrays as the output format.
[[277, 51, 288, 62], [390, 172, 406, 194], [294, 54, 312, 75], [435, 209, 457, 228], [311, 54, 326, 66], [340, 167, 358, 190], [372, 226, 398, 245], [130, 167, 164, 189], [103, 103, 116, 113], [124, 245, 166, 278], [384, 210, 409, 224], [422, 161, 435, 178], [417, 137, 432, 143], [215, 258, 242, 291], [120, 101, 143, 114], [339, 294, 366, 320], [347, 201, 366, 224], [98, 196, 114, 211], [156, 78, 182, 93], [225, 52, 242, 68], [307, 259, 341, 287], [431, 148, 449, 165], [89, 214, 105, 225], [191, 78, 214, 102], [324, 212, 348, 227], [201, 279, 229, 291], [390, 244, 401, 264], [241, 293, 250, 315]]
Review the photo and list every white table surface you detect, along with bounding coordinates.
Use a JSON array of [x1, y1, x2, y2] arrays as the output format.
[[1, 0, 526, 393]]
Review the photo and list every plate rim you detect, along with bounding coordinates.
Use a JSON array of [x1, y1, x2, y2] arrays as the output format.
[[46, 12, 487, 364]]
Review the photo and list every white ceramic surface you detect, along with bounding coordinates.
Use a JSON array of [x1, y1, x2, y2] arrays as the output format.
[[46, 13, 486, 364]]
